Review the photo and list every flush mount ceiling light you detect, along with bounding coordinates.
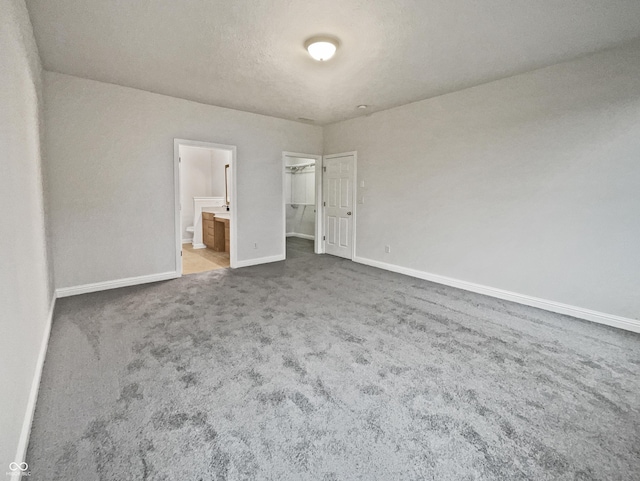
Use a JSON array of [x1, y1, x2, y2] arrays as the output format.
[[305, 36, 339, 61]]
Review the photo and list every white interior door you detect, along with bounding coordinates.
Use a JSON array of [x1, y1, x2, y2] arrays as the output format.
[[323, 153, 355, 259]]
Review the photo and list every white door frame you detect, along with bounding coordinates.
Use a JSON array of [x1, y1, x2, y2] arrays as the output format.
[[174, 139, 238, 274], [322, 151, 357, 259], [282, 152, 323, 255]]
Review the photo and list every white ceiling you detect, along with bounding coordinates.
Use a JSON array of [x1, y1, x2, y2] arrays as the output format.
[[27, 0, 640, 125]]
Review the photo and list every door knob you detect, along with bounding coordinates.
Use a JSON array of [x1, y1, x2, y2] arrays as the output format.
[[347, 211, 352, 215]]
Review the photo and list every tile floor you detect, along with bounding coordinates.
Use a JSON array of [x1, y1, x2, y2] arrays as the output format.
[[182, 243, 230, 274]]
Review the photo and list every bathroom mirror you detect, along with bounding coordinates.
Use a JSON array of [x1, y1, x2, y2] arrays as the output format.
[[225, 164, 230, 205]]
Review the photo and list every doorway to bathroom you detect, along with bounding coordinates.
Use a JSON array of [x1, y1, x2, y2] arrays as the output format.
[[174, 139, 238, 275], [282, 152, 323, 258]]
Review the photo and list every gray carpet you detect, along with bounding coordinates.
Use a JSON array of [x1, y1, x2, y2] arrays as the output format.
[[28, 238, 640, 480]]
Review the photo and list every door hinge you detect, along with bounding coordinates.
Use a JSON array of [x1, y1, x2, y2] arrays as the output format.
[[323, 201, 326, 206], [323, 235, 326, 240], [323, 166, 326, 172], [181, 250, 183, 256]]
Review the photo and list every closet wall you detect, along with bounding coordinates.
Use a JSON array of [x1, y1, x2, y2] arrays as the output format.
[[285, 158, 315, 239]]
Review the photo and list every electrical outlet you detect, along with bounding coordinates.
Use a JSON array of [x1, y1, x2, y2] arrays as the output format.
[[385, 245, 391, 253]]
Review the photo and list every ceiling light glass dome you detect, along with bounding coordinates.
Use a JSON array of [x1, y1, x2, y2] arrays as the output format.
[[305, 37, 339, 61]]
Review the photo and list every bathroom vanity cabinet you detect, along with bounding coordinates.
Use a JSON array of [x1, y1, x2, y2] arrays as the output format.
[[202, 212, 216, 248], [202, 212, 229, 253], [213, 217, 230, 253]]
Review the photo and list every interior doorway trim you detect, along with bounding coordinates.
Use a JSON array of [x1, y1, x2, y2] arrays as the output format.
[[282, 151, 323, 255], [174, 139, 238, 274]]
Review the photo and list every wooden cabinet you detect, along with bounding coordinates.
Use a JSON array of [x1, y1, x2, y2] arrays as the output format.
[[202, 212, 229, 253], [202, 212, 215, 248], [214, 217, 230, 253]]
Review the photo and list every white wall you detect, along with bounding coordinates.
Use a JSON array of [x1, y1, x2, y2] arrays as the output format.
[[179, 145, 229, 241], [44, 72, 323, 289], [0, 0, 53, 470], [324, 40, 640, 321], [211, 148, 231, 199], [286, 205, 316, 238]]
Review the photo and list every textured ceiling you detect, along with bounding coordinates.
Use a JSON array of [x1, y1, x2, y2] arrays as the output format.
[[27, 0, 640, 125]]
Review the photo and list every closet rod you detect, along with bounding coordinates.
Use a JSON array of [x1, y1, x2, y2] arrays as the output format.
[[285, 161, 315, 169]]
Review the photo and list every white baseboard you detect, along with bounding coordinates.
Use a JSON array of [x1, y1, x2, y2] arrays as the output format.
[[181, 238, 193, 244], [235, 254, 285, 268], [353, 256, 640, 334], [192, 243, 206, 249], [286, 232, 315, 240], [12, 295, 56, 480], [55, 271, 179, 298]]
